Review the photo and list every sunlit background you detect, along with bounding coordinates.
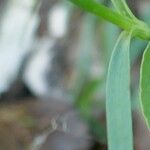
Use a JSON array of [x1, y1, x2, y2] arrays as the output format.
[[0, 0, 150, 149]]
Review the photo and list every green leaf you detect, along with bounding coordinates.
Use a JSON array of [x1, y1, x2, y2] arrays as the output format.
[[106, 32, 133, 150], [140, 42, 150, 128]]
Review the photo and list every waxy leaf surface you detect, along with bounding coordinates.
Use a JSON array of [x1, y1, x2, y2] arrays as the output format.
[[106, 32, 133, 150]]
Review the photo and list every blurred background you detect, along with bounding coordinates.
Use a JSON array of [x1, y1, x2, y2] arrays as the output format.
[[0, 0, 150, 149]]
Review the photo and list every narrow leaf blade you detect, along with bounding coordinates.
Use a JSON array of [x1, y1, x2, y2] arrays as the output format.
[[140, 43, 150, 128], [111, 0, 135, 19], [106, 32, 133, 150]]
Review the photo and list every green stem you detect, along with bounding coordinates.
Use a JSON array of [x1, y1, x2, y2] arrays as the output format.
[[70, 0, 132, 29], [69, 0, 150, 40]]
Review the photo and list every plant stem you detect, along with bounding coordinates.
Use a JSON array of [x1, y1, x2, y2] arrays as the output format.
[[69, 0, 150, 40], [70, 0, 132, 29]]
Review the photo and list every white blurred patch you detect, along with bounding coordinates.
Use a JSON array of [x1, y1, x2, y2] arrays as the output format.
[[0, 0, 38, 94], [23, 39, 54, 97], [49, 4, 68, 38]]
